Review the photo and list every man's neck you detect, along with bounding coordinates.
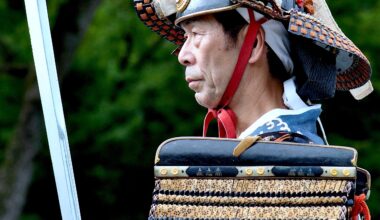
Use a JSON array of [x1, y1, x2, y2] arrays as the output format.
[[230, 69, 286, 136]]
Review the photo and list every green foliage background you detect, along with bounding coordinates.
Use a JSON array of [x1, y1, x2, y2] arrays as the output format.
[[0, 0, 379, 219]]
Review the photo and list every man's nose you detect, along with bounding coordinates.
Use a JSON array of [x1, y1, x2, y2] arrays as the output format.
[[178, 41, 195, 66]]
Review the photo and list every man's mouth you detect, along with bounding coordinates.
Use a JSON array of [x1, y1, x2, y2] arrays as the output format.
[[186, 77, 202, 91]]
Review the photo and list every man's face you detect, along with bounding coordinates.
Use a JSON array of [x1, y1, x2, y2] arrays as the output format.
[[178, 15, 243, 109]]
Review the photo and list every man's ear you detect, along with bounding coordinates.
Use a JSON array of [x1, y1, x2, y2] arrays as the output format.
[[248, 28, 265, 64]]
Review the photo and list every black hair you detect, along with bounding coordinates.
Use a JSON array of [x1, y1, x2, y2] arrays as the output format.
[[213, 10, 289, 81], [213, 10, 247, 44]]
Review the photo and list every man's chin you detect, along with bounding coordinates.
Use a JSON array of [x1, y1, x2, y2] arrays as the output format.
[[194, 94, 219, 109]]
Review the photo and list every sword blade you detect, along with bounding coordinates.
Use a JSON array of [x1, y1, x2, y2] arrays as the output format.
[[24, 0, 81, 219]]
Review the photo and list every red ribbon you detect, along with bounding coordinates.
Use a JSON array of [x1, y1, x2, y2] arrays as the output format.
[[203, 10, 266, 138]]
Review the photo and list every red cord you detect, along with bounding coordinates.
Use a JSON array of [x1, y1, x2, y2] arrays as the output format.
[[296, 0, 304, 8], [203, 108, 237, 138], [352, 193, 371, 220]]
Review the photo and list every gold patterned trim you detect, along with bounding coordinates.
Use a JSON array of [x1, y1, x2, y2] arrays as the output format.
[[321, 166, 356, 178], [155, 166, 357, 178], [157, 179, 353, 194], [156, 166, 188, 177], [153, 204, 347, 219], [156, 194, 346, 205]]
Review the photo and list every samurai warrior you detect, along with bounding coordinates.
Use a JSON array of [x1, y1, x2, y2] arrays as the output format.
[[134, 0, 372, 143], [134, 0, 373, 219]]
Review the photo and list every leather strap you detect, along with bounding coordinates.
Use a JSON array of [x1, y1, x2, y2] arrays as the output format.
[[259, 131, 313, 143], [203, 9, 267, 138]]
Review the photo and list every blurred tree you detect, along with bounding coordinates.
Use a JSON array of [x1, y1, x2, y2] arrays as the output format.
[[0, 0, 101, 219], [0, 1, 42, 219]]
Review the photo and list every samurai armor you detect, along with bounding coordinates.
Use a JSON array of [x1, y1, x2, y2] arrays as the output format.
[[148, 137, 371, 219]]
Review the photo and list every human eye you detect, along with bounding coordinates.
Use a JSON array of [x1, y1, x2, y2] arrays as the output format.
[[192, 31, 202, 37], [182, 31, 199, 41], [191, 27, 204, 36]]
